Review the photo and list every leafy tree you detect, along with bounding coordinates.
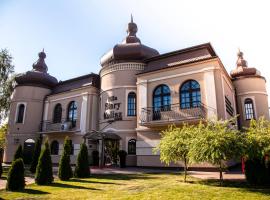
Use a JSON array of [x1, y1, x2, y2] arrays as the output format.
[[154, 124, 196, 182], [0, 49, 15, 123], [243, 117, 270, 185], [244, 117, 270, 160], [74, 143, 90, 178], [6, 158, 25, 191], [30, 138, 42, 173], [13, 144, 23, 161], [58, 136, 73, 180], [0, 123, 7, 174], [189, 118, 244, 185], [35, 139, 53, 185]]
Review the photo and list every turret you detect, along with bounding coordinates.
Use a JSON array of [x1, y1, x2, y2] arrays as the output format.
[[231, 50, 269, 129], [99, 17, 158, 166], [4, 50, 57, 163]]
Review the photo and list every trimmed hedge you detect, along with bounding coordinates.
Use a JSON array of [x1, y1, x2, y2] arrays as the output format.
[[58, 137, 73, 181], [35, 139, 54, 185], [6, 158, 25, 191], [92, 150, 99, 166], [13, 144, 23, 161], [30, 138, 41, 173], [118, 150, 127, 168], [245, 158, 270, 185], [74, 143, 90, 178]]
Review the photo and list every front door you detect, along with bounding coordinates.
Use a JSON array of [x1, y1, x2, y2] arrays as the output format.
[[104, 139, 119, 165]]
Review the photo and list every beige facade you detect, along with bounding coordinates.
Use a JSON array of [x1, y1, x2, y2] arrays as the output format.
[[4, 19, 269, 168]]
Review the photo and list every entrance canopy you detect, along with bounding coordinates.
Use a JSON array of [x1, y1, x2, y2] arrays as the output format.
[[85, 131, 121, 140]]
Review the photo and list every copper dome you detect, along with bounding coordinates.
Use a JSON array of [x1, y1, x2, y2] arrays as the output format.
[[15, 50, 58, 88], [100, 16, 159, 66]]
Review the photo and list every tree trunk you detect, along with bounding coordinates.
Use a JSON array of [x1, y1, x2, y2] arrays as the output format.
[[219, 161, 223, 186], [184, 158, 187, 182]]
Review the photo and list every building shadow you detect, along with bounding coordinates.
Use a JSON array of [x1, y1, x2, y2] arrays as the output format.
[[70, 178, 122, 185], [50, 182, 102, 190]]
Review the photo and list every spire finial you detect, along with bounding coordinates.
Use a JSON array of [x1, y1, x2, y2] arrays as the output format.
[[236, 49, 247, 67], [131, 14, 133, 23], [42, 48, 44, 53], [33, 50, 48, 73]]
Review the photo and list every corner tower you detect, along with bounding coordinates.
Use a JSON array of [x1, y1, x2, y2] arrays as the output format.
[[99, 17, 159, 165], [231, 50, 269, 128], [4, 50, 57, 163]]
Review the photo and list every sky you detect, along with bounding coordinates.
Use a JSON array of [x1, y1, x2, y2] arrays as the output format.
[[1, 0, 270, 92]]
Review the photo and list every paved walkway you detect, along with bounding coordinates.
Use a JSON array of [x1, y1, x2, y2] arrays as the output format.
[[0, 167, 245, 190]]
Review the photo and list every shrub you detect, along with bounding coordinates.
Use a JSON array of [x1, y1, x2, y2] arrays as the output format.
[[13, 144, 23, 161], [0, 161, 2, 178], [92, 150, 99, 166], [74, 143, 90, 178], [58, 137, 73, 181], [118, 150, 127, 168], [30, 138, 41, 173], [6, 158, 25, 191], [245, 158, 270, 185], [35, 139, 54, 185]]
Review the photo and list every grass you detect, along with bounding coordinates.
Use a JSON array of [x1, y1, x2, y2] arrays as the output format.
[[1, 172, 270, 200]]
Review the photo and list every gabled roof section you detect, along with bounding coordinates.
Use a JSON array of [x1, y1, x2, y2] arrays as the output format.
[[51, 73, 100, 94], [139, 43, 218, 74]]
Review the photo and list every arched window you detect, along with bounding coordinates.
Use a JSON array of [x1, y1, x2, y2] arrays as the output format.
[[17, 104, 25, 123], [128, 139, 136, 155], [180, 80, 201, 109], [153, 84, 171, 111], [51, 140, 59, 155], [67, 101, 77, 127], [53, 104, 62, 123], [127, 92, 136, 116], [244, 98, 255, 120]]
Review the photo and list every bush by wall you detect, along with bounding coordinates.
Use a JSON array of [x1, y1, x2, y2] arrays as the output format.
[[13, 144, 23, 161], [74, 143, 90, 178], [92, 150, 99, 166], [245, 158, 270, 185], [118, 150, 127, 168], [35, 139, 54, 185], [58, 137, 73, 181], [30, 138, 41, 173], [6, 158, 25, 191]]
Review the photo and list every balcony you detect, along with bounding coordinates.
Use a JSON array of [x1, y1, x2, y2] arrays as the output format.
[[40, 120, 76, 133], [139, 103, 208, 127]]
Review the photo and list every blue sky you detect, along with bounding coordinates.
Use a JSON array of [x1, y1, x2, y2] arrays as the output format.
[[1, 0, 270, 86]]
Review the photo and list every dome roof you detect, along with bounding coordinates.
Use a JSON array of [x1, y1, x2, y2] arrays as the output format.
[[15, 50, 58, 88], [100, 16, 159, 66], [230, 50, 261, 78]]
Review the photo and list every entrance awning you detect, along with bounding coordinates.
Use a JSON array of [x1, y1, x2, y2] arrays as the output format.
[[85, 131, 121, 140]]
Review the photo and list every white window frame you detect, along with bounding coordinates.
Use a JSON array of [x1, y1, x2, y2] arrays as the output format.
[[125, 89, 137, 118], [241, 96, 257, 120], [15, 102, 27, 124]]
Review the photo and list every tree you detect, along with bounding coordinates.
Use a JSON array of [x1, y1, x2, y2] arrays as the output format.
[[13, 144, 23, 161], [6, 158, 25, 191], [74, 143, 90, 178], [58, 136, 73, 180], [0, 123, 7, 174], [154, 124, 196, 182], [0, 49, 15, 124], [30, 138, 42, 173], [243, 117, 270, 185], [35, 139, 53, 185], [189, 118, 244, 185]]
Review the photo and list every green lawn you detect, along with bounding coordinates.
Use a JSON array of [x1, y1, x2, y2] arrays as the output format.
[[1, 173, 270, 200]]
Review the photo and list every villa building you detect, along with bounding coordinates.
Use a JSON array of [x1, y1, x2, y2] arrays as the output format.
[[3, 18, 269, 167]]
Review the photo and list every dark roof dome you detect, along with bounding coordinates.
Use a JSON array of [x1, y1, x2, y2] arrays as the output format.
[[100, 15, 159, 66], [15, 50, 58, 88], [230, 50, 261, 79]]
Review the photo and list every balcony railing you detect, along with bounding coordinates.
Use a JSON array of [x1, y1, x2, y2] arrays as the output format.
[[40, 120, 75, 132], [139, 103, 208, 126]]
